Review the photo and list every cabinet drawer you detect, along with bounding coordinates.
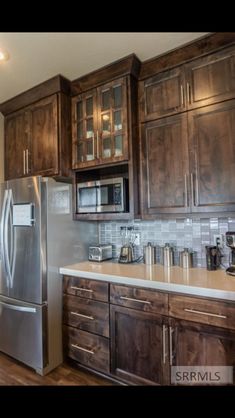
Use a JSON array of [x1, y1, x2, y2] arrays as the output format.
[[63, 275, 109, 302], [110, 284, 168, 315], [63, 294, 109, 337], [169, 294, 235, 330], [63, 325, 110, 373]]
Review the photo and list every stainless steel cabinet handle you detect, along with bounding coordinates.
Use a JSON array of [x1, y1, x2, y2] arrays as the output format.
[[70, 311, 94, 320], [180, 85, 184, 107], [71, 344, 94, 355], [70, 286, 93, 293], [97, 130, 99, 158], [169, 326, 174, 366], [26, 149, 29, 173], [23, 150, 26, 175], [162, 324, 167, 364], [184, 308, 227, 319], [120, 296, 151, 304], [184, 173, 188, 207], [190, 173, 194, 206], [186, 82, 191, 104]]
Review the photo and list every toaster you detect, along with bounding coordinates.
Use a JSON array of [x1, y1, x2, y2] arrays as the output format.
[[88, 244, 112, 262]]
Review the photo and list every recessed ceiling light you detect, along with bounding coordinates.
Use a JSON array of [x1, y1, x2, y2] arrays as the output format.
[[0, 48, 9, 62]]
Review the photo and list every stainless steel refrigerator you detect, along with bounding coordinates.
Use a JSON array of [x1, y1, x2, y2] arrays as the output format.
[[0, 176, 97, 375]]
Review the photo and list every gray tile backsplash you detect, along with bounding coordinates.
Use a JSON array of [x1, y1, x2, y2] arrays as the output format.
[[98, 217, 235, 268]]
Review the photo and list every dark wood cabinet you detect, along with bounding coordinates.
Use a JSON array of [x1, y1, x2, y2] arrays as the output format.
[[141, 99, 235, 217], [110, 304, 169, 385], [72, 77, 129, 169], [141, 113, 190, 215], [63, 275, 110, 375], [140, 45, 235, 123], [188, 100, 235, 213], [170, 318, 235, 385], [1, 75, 71, 181], [4, 109, 30, 180], [110, 283, 169, 385]]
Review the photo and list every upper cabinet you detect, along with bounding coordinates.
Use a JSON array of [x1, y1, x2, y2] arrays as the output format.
[[1, 75, 72, 181], [72, 77, 128, 169], [71, 54, 141, 172], [139, 45, 235, 122]]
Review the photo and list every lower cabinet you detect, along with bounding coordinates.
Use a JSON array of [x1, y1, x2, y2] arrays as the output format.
[[110, 304, 169, 385], [63, 276, 110, 374], [63, 275, 235, 385]]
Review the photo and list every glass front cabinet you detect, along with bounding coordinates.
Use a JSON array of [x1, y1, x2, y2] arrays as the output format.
[[72, 77, 129, 169]]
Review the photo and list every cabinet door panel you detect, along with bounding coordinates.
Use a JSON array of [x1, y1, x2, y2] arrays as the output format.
[[110, 305, 169, 385], [189, 100, 235, 212], [141, 114, 189, 215], [187, 46, 235, 109], [172, 319, 235, 385], [31, 95, 58, 176], [139, 67, 186, 121], [5, 110, 30, 180]]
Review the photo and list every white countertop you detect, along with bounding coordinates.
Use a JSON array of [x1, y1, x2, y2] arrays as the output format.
[[59, 261, 235, 301]]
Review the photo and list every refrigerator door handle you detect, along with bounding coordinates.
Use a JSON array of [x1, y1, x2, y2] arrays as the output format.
[[0, 189, 9, 284], [8, 190, 16, 287], [4, 189, 13, 287], [0, 300, 36, 313]]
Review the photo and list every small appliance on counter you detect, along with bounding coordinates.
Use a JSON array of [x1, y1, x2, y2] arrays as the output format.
[[89, 244, 112, 262], [225, 232, 235, 276], [160, 243, 174, 267], [143, 242, 156, 265], [179, 248, 193, 269], [119, 226, 135, 264], [205, 245, 221, 271]]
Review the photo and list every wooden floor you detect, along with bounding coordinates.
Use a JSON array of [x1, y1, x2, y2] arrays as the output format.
[[0, 352, 115, 386]]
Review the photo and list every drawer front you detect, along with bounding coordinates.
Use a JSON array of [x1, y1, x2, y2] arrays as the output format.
[[110, 284, 168, 315], [63, 275, 109, 302], [63, 294, 109, 337], [169, 294, 235, 330], [63, 325, 110, 373]]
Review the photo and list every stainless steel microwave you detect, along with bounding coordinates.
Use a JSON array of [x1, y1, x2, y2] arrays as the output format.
[[77, 177, 128, 213]]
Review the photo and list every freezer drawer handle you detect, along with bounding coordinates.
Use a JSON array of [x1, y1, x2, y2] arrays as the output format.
[[71, 286, 93, 293], [0, 300, 36, 313]]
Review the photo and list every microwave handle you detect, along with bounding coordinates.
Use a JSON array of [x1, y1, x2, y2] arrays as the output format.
[[96, 186, 101, 207]]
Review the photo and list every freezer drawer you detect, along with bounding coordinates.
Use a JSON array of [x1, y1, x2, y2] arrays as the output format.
[[0, 296, 47, 371]]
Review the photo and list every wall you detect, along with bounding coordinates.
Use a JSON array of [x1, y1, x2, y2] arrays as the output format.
[[99, 217, 235, 268], [0, 114, 4, 182]]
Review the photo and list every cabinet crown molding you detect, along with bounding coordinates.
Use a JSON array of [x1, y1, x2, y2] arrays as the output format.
[[0, 74, 71, 116]]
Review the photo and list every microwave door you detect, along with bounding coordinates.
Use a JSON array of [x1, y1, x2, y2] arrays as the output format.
[[96, 178, 124, 212], [77, 182, 98, 213]]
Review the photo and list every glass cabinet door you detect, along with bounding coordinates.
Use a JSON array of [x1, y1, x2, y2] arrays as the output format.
[[72, 90, 98, 168], [97, 77, 128, 162]]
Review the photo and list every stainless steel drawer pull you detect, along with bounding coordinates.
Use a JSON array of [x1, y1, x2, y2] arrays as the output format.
[[71, 344, 94, 355], [71, 286, 93, 293], [184, 308, 227, 319], [71, 311, 94, 320], [120, 296, 151, 304]]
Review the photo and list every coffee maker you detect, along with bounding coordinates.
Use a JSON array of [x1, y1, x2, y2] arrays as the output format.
[[119, 226, 134, 263], [225, 232, 235, 276]]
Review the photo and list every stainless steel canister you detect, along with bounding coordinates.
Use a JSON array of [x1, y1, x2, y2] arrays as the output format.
[[179, 248, 193, 269], [143, 242, 156, 265], [162, 243, 174, 267]]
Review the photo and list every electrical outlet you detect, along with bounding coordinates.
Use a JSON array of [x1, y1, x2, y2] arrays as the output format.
[[134, 233, 140, 246], [214, 234, 224, 248]]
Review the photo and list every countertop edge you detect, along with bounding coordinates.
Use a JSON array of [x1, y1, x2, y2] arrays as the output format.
[[59, 267, 235, 301]]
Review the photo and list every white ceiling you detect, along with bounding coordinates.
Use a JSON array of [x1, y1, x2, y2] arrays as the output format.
[[0, 32, 209, 103]]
